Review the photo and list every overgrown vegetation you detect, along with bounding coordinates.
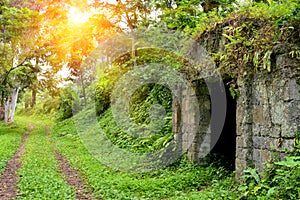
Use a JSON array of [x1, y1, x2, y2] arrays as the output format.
[[17, 126, 75, 199], [0, 0, 299, 199], [193, 0, 300, 97], [50, 109, 300, 199], [237, 143, 300, 200], [51, 117, 233, 199]]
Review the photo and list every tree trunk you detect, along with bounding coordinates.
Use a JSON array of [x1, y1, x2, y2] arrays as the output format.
[[4, 87, 20, 123], [4, 98, 10, 123], [0, 103, 5, 121], [9, 87, 19, 123], [31, 89, 36, 108], [80, 72, 87, 107]]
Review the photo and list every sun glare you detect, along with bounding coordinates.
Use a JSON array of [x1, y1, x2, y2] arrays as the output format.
[[68, 7, 91, 24]]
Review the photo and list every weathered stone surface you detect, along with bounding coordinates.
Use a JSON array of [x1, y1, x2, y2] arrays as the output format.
[[253, 136, 267, 149], [270, 125, 281, 138], [173, 38, 299, 179], [276, 54, 297, 69], [237, 135, 252, 148], [253, 149, 261, 161], [270, 101, 284, 125], [236, 148, 249, 160], [261, 150, 271, 162], [235, 158, 247, 179], [281, 121, 298, 138], [284, 79, 300, 101], [253, 106, 264, 124], [253, 81, 268, 105]]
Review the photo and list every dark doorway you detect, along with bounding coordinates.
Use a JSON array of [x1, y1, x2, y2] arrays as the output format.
[[210, 82, 236, 170]]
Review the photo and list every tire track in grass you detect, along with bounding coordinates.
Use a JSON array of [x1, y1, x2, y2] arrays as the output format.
[[0, 124, 33, 200], [55, 152, 95, 200], [17, 125, 75, 199], [45, 126, 95, 200]]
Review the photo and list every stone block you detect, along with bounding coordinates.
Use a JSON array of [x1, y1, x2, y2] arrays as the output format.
[[276, 54, 297, 70], [243, 124, 253, 135], [270, 125, 281, 138], [281, 139, 295, 152], [281, 121, 298, 138], [235, 158, 247, 172], [260, 124, 273, 137], [253, 136, 268, 149], [243, 110, 253, 124], [264, 137, 276, 150], [270, 101, 285, 125], [283, 79, 300, 101], [268, 138, 278, 151], [236, 148, 249, 160], [236, 105, 243, 125], [261, 150, 271, 162], [253, 106, 264, 124], [253, 149, 261, 161], [236, 135, 252, 148], [253, 82, 268, 105], [252, 124, 261, 136], [236, 123, 242, 136]]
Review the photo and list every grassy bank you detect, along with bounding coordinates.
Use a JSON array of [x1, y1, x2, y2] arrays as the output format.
[[51, 117, 235, 199]]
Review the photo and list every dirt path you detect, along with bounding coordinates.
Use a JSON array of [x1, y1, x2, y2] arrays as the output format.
[[45, 126, 95, 200], [56, 152, 95, 200], [0, 124, 33, 200]]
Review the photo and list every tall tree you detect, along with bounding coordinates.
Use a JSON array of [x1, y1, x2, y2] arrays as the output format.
[[0, 3, 40, 122]]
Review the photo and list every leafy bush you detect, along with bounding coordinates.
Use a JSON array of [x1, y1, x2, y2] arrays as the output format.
[[98, 108, 173, 153], [56, 85, 78, 121], [18, 91, 60, 119], [238, 144, 300, 200]]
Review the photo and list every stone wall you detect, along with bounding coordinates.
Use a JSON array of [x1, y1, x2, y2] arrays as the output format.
[[235, 51, 299, 177], [173, 38, 299, 178], [172, 80, 211, 162]]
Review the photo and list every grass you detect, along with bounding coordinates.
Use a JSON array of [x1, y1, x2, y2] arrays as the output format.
[[2, 112, 299, 199], [0, 119, 28, 175], [17, 125, 75, 200], [51, 116, 236, 199], [51, 113, 300, 199]]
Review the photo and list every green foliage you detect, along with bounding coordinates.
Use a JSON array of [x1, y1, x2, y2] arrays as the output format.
[[18, 91, 60, 119], [98, 108, 173, 153], [202, 0, 300, 97], [94, 68, 121, 116], [95, 47, 188, 116], [0, 120, 26, 174], [238, 145, 300, 200], [51, 118, 232, 199], [160, 0, 203, 31], [56, 85, 78, 121], [93, 47, 188, 154], [129, 84, 172, 124], [0, 6, 36, 41], [17, 126, 75, 199]]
